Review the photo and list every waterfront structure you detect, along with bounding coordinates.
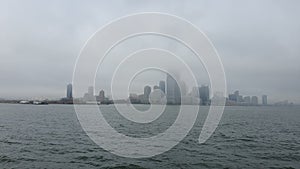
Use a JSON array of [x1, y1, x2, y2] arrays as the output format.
[[191, 87, 199, 98], [229, 90, 239, 102], [66, 83, 72, 99], [88, 86, 94, 96], [210, 92, 225, 106], [143, 85, 151, 104], [244, 96, 251, 105], [274, 100, 291, 106], [166, 74, 181, 104], [153, 85, 160, 90], [144, 86, 151, 97], [159, 81, 165, 93], [228, 94, 235, 101], [149, 89, 166, 104], [182, 96, 200, 105], [237, 95, 244, 103], [138, 94, 145, 103], [199, 85, 209, 105], [83, 86, 95, 102], [251, 96, 258, 105], [180, 81, 188, 96], [98, 90, 105, 103], [262, 95, 268, 105], [129, 93, 140, 104], [234, 90, 239, 101]]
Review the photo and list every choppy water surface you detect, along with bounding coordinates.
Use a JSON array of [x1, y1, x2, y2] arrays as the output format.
[[0, 103, 299, 169]]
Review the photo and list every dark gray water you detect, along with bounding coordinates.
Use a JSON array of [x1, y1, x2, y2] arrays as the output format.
[[0, 103, 299, 169]]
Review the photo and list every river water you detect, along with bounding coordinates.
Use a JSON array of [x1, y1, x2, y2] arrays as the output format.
[[0, 103, 299, 169]]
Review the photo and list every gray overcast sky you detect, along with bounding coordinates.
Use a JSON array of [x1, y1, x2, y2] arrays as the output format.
[[0, 0, 299, 103]]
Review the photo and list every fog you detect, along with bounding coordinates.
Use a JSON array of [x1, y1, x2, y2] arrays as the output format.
[[0, 0, 299, 103]]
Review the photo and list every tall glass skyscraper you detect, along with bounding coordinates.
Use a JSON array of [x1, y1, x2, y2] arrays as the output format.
[[88, 86, 94, 96], [159, 81, 165, 93], [144, 86, 151, 97], [166, 74, 181, 104], [262, 95, 268, 105], [251, 96, 258, 105], [66, 83, 72, 99], [99, 90, 105, 102], [143, 86, 151, 104], [199, 85, 209, 105]]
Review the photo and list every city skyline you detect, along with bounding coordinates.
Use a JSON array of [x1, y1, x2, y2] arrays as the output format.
[[0, 1, 299, 104], [0, 79, 293, 105], [64, 76, 286, 106], [0, 1, 299, 168], [0, 78, 293, 105]]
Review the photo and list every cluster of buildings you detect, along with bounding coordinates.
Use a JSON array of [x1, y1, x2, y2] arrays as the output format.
[[129, 80, 166, 104], [82, 86, 109, 103], [128, 74, 210, 105], [127, 83, 269, 106], [227, 90, 268, 106], [62, 74, 270, 106], [61, 83, 110, 104], [62, 74, 211, 105]]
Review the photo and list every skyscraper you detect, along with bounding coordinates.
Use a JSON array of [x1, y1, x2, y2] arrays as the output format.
[[144, 85, 151, 104], [166, 74, 181, 104], [66, 83, 72, 99], [234, 90, 239, 98], [251, 96, 258, 105], [99, 90, 105, 102], [244, 96, 251, 105], [199, 85, 209, 105], [159, 81, 166, 93], [129, 93, 139, 104], [191, 87, 199, 98], [262, 95, 268, 105], [228, 94, 236, 101], [88, 86, 94, 96], [83, 86, 95, 102]]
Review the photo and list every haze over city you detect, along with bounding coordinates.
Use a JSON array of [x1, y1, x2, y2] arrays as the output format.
[[0, 0, 299, 104], [1, 1, 300, 168]]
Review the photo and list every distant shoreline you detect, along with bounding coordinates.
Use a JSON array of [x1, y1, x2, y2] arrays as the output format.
[[0, 100, 297, 107]]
